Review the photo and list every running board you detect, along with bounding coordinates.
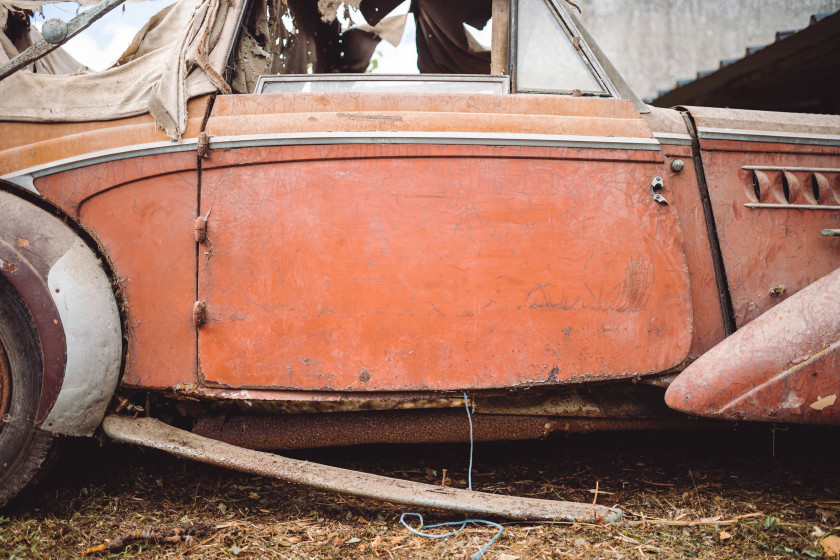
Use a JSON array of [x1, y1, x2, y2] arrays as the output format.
[[102, 415, 622, 523]]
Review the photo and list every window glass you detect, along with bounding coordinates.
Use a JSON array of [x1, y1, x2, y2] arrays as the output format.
[[516, 0, 603, 93]]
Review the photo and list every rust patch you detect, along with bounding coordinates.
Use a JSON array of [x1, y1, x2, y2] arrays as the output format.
[[335, 112, 404, 125], [0, 259, 18, 273], [191, 410, 707, 451], [15, 237, 29, 248], [358, 369, 371, 383], [192, 301, 207, 327], [0, 338, 11, 421], [769, 284, 786, 298]]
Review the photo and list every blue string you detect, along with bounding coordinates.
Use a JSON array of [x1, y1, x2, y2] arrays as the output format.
[[399, 513, 504, 560], [396, 392, 503, 559]]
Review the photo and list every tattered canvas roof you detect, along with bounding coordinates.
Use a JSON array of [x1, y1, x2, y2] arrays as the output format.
[[0, 0, 244, 139]]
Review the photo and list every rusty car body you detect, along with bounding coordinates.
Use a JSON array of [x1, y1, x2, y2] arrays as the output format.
[[0, 0, 838, 510]]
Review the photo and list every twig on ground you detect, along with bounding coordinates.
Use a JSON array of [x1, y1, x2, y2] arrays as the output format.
[[82, 522, 214, 555]]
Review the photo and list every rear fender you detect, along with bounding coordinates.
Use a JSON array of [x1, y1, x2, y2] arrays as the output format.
[[0, 188, 122, 436]]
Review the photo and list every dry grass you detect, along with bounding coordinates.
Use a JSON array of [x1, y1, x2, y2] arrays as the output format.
[[2, 426, 838, 559]]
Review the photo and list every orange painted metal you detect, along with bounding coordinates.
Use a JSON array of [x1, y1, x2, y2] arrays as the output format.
[[197, 93, 691, 392], [0, 97, 209, 176], [78, 172, 198, 388], [644, 107, 726, 360], [0, 99, 211, 392], [34, 151, 198, 216], [206, 93, 652, 139], [666, 267, 840, 424], [686, 107, 840, 328], [664, 153, 726, 360]]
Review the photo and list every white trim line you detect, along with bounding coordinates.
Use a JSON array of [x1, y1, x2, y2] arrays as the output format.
[[742, 165, 840, 173], [1, 132, 662, 187], [699, 127, 840, 147], [208, 131, 662, 151], [745, 203, 840, 210], [653, 132, 692, 146], [1, 139, 198, 186]]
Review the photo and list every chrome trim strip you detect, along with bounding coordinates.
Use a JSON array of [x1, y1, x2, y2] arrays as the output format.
[[745, 203, 840, 210], [1, 139, 198, 184], [256, 74, 511, 95], [7, 174, 38, 194], [699, 127, 840, 147], [208, 131, 662, 151], [742, 165, 840, 173], [653, 132, 693, 146], [1, 132, 661, 185]]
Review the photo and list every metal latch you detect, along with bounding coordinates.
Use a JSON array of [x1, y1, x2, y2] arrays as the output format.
[[650, 176, 668, 205]]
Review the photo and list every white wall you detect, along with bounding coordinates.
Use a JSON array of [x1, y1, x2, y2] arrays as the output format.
[[574, 0, 840, 100]]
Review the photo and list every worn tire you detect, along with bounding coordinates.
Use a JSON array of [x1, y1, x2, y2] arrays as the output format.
[[0, 276, 54, 509]]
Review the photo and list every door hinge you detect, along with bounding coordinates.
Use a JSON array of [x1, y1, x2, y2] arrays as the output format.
[[193, 301, 207, 327], [194, 216, 207, 243]]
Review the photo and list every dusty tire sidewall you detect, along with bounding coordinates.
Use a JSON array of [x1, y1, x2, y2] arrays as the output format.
[[0, 276, 48, 507]]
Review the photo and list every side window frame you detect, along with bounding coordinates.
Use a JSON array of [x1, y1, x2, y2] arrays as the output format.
[[507, 0, 648, 112]]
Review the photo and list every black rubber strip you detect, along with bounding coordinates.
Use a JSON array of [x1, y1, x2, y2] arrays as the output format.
[[679, 109, 737, 336]]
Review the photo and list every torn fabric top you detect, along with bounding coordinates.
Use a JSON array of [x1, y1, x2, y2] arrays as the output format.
[[0, 0, 243, 140]]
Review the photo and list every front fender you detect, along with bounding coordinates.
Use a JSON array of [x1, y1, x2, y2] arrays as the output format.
[[0, 189, 122, 436]]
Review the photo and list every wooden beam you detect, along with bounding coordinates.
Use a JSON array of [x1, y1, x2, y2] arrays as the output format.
[[491, 0, 509, 75]]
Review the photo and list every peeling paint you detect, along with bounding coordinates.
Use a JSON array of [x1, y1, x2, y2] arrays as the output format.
[[810, 394, 837, 411], [0, 259, 18, 273], [782, 392, 805, 410]]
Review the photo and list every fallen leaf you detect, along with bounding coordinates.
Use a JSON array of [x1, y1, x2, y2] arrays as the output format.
[[823, 535, 840, 558], [347, 537, 361, 544], [719, 530, 732, 541], [230, 545, 243, 556], [498, 555, 520, 560], [810, 395, 837, 411], [288, 536, 302, 544], [764, 516, 779, 531]]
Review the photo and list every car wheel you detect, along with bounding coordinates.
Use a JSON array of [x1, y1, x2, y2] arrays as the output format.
[[0, 276, 54, 509]]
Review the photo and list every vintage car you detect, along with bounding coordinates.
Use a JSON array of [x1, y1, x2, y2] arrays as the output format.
[[0, 0, 838, 516]]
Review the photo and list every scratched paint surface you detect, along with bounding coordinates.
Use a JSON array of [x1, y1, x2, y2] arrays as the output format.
[[79, 172, 198, 389], [699, 146, 840, 327], [666, 268, 840, 424], [198, 143, 691, 391], [657, 142, 725, 360], [688, 107, 840, 328]]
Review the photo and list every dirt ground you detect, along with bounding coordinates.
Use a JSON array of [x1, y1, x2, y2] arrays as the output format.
[[1, 424, 839, 559]]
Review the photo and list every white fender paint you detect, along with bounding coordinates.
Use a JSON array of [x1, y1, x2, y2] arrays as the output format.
[[43, 239, 122, 436]]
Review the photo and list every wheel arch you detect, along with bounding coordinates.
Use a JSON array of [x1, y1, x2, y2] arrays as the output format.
[[0, 180, 125, 436]]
